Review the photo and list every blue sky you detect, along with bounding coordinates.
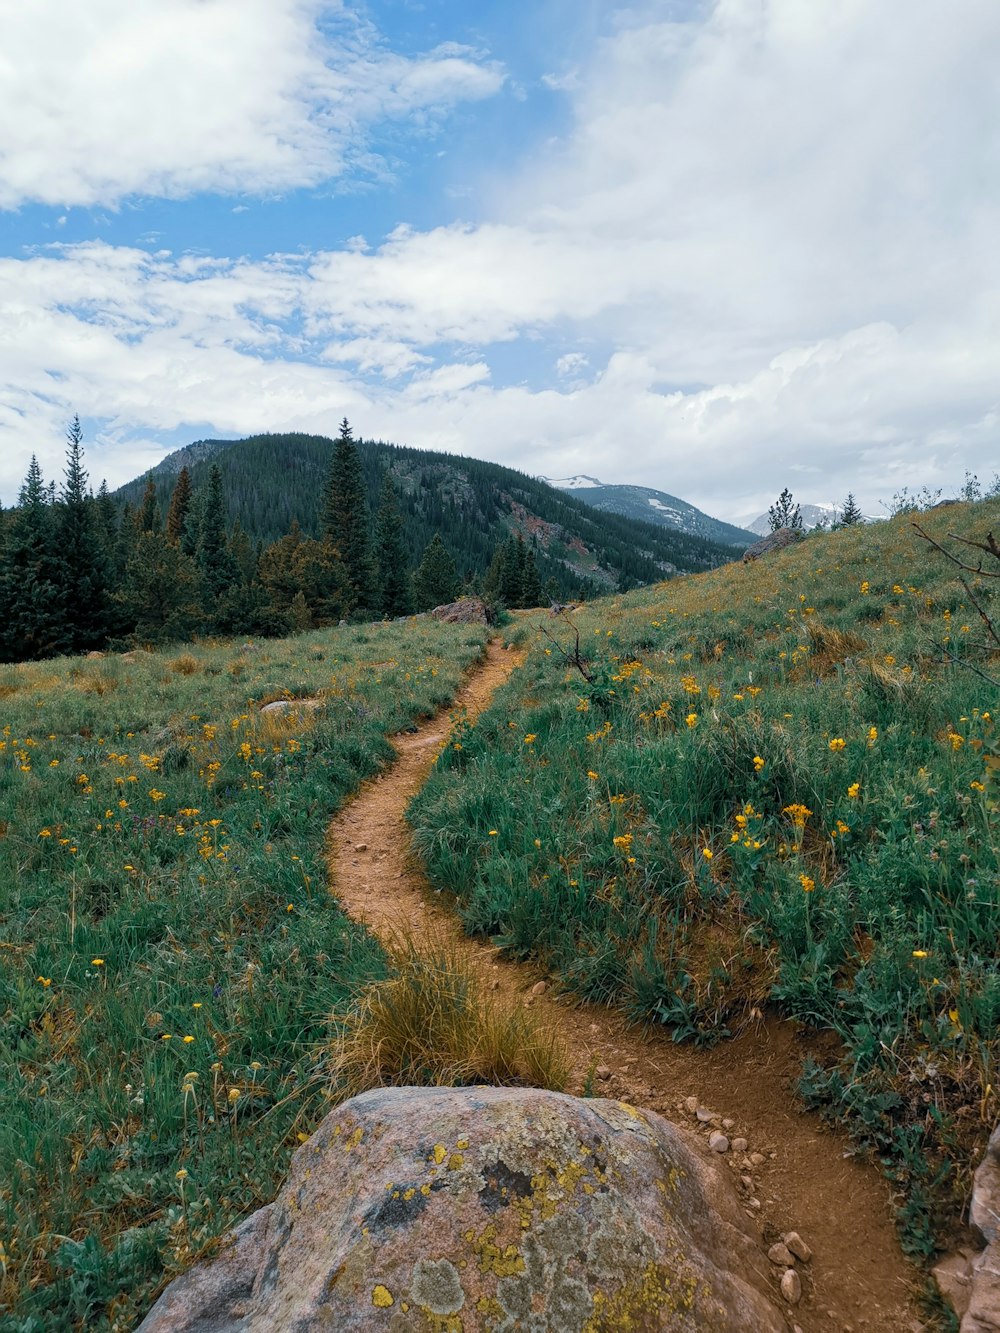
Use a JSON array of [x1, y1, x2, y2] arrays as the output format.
[[2, 0, 999, 520]]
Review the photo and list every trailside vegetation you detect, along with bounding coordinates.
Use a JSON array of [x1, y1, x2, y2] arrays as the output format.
[[0, 617, 489, 1326], [408, 495, 1000, 1261]]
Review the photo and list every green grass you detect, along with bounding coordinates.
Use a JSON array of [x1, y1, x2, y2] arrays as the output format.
[[409, 500, 1000, 1260], [0, 619, 487, 1330]]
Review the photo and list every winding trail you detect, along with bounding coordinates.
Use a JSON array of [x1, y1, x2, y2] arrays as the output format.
[[326, 639, 923, 1332]]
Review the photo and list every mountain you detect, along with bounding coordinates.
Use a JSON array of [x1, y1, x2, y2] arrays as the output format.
[[541, 476, 755, 548], [116, 434, 740, 599], [741, 502, 882, 535]]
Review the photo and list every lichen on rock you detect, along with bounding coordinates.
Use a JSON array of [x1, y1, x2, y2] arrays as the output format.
[[137, 1086, 785, 1332]]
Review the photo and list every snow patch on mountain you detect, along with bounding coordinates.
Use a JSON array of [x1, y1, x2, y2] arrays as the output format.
[[539, 475, 603, 489]]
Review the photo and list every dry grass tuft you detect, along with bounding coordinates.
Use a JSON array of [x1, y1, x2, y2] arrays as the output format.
[[330, 937, 569, 1098], [75, 669, 119, 696], [169, 653, 200, 675], [806, 622, 868, 675]]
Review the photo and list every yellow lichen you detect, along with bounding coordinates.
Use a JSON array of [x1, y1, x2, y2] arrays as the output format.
[[371, 1284, 394, 1308], [469, 1223, 525, 1278], [344, 1126, 363, 1151], [431, 1143, 447, 1164], [583, 1263, 698, 1331], [447, 1152, 464, 1170]]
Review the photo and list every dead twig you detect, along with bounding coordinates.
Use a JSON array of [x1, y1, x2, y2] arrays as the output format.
[[538, 610, 594, 683], [911, 522, 1000, 578]]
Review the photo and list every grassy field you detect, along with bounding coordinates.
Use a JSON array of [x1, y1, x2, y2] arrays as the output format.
[[0, 620, 487, 1330], [410, 499, 1000, 1260]]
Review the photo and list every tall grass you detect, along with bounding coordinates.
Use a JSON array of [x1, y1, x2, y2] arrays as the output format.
[[409, 499, 1000, 1257], [331, 936, 569, 1097], [0, 620, 487, 1329]]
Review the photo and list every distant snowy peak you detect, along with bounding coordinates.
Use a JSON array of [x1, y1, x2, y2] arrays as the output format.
[[540, 474, 603, 489], [540, 475, 754, 548], [743, 502, 881, 536]]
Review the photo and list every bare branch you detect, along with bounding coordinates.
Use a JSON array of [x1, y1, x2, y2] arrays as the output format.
[[958, 578, 1000, 649], [946, 530, 1000, 562], [931, 641, 1000, 687], [537, 611, 594, 683], [911, 522, 1000, 578]]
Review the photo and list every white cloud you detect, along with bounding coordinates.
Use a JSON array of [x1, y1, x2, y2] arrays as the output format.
[[0, 0, 503, 208], [2, 0, 1000, 518]]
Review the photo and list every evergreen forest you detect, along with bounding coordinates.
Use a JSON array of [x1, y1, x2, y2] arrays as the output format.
[[0, 421, 736, 663]]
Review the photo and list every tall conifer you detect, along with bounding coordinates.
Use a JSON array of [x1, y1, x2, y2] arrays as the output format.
[[374, 472, 413, 616], [322, 419, 375, 613], [1, 456, 66, 660], [58, 416, 109, 651], [166, 466, 193, 544], [413, 533, 458, 610], [195, 463, 239, 612]]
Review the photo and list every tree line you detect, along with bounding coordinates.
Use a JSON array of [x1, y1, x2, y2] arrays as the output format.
[[0, 419, 551, 663]]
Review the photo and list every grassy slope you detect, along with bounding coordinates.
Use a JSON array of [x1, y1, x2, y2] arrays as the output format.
[[409, 500, 1000, 1259], [0, 620, 487, 1330]]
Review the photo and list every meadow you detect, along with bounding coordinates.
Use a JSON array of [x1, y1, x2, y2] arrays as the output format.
[[410, 499, 1000, 1260], [0, 620, 488, 1330]]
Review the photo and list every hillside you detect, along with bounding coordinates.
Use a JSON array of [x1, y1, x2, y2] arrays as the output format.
[[115, 433, 738, 598], [409, 495, 1000, 1264], [2, 496, 997, 1325], [543, 474, 754, 548]]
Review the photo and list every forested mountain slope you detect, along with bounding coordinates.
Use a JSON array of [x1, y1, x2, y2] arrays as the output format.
[[115, 433, 737, 597]]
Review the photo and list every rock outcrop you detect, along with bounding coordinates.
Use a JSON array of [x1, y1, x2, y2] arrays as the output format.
[[138, 1085, 784, 1331], [742, 527, 802, 564], [429, 597, 493, 626]]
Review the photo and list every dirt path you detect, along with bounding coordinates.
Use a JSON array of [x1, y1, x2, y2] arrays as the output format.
[[326, 640, 924, 1332]]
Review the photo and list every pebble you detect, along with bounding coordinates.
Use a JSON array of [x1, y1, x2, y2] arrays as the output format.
[[696, 1107, 718, 1123], [708, 1131, 730, 1153], [684, 1095, 699, 1114], [780, 1268, 802, 1305], [750, 1152, 766, 1166], [722, 1117, 735, 1130], [784, 1231, 813, 1263], [531, 980, 547, 996], [355, 843, 367, 853], [748, 1198, 761, 1210], [595, 1065, 612, 1081], [740, 1175, 753, 1189], [732, 1137, 748, 1153], [767, 1243, 795, 1267]]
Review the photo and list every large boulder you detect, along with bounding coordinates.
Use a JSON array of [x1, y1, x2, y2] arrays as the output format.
[[961, 1123, 1000, 1331], [429, 597, 492, 626], [138, 1086, 784, 1332], [742, 527, 802, 564]]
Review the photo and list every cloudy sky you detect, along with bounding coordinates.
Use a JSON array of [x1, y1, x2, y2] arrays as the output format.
[[1, 0, 998, 521]]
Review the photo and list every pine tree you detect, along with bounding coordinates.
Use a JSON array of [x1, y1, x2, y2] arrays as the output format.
[[374, 472, 413, 617], [166, 466, 193, 545], [136, 476, 161, 533], [322, 419, 376, 613], [521, 542, 543, 607], [58, 416, 110, 652], [258, 522, 350, 628], [195, 464, 240, 613], [121, 532, 202, 644], [838, 492, 863, 526], [1, 457, 67, 661], [768, 488, 803, 532], [413, 533, 458, 610]]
